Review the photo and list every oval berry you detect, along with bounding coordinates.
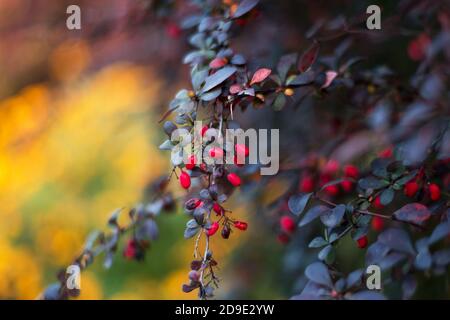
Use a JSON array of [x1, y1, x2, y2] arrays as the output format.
[[299, 175, 314, 193], [185, 155, 197, 170], [180, 171, 191, 189], [227, 173, 241, 187], [404, 181, 419, 198], [234, 221, 248, 231], [213, 203, 224, 216], [429, 183, 441, 201], [356, 235, 368, 249], [206, 222, 219, 236], [343, 164, 359, 179], [371, 216, 384, 232], [280, 215, 296, 233], [235, 144, 249, 157]]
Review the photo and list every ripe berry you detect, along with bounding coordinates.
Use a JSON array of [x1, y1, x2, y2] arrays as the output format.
[[407, 33, 431, 61], [429, 183, 441, 201], [185, 198, 203, 211], [200, 125, 208, 137], [371, 216, 384, 232], [277, 233, 290, 244], [299, 175, 314, 193], [165, 22, 181, 39], [356, 236, 368, 249], [209, 147, 224, 159], [343, 165, 359, 179], [123, 239, 137, 259], [373, 196, 384, 209], [280, 215, 296, 233], [234, 221, 248, 231], [206, 222, 219, 236], [185, 155, 197, 170], [323, 159, 340, 175], [180, 171, 191, 189], [378, 147, 393, 158], [324, 184, 339, 196], [213, 203, 224, 216], [341, 179, 353, 193], [227, 173, 241, 187], [235, 144, 249, 158], [404, 181, 419, 198]]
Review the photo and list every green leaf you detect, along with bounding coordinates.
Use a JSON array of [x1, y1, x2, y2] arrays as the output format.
[[393, 203, 431, 227], [299, 205, 330, 227], [288, 193, 312, 216], [272, 93, 286, 111], [309, 236, 328, 248], [380, 188, 394, 205], [202, 66, 237, 92], [231, 0, 259, 19]]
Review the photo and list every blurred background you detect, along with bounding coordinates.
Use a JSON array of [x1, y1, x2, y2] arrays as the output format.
[[1, 0, 447, 299]]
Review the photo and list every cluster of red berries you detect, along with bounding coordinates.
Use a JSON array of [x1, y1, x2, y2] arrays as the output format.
[[299, 159, 360, 196], [404, 181, 441, 201]]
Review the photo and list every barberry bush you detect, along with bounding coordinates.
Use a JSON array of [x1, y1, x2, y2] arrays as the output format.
[[43, 0, 449, 300]]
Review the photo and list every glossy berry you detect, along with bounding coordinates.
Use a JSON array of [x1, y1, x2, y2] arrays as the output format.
[[299, 175, 314, 193], [180, 171, 191, 189], [206, 222, 219, 236], [343, 165, 359, 179], [371, 216, 384, 232], [185, 155, 197, 170], [123, 239, 137, 259], [185, 198, 203, 211], [280, 215, 296, 233], [227, 173, 241, 187], [356, 236, 368, 249], [235, 144, 249, 158], [324, 184, 339, 196], [378, 147, 393, 158], [429, 183, 441, 201], [404, 181, 419, 198], [373, 196, 384, 209], [234, 221, 248, 231], [200, 125, 208, 137], [213, 203, 224, 216], [323, 159, 340, 175], [277, 233, 290, 244], [341, 179, 353, 193], [209, 147, 224, 159]]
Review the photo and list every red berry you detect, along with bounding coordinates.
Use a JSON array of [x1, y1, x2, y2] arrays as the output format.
[[124, 239, 137, 259], [371, 216, 384, 232], [206, 222, 219, 236], [227, 173, 241, 187], [429, 183, 441, 201], [213, 203, 224, 216], [341, 179, 353, 193], [208, 147, 224, 159], [356, 236, 368, 249], [185, 155, 197, 170], [165, 22, 181, 39], [323, 159, 340, 175], [373, 196, 384, 209], [277, 233, 290, 244], [234, 221, 248, 231], [407, 33, 431, 61], [235, 144, 249, 158], [378, 147, 393, 158], [404, 181, 419, 198], [201, 125, 208, 137], [343, 165, 359, 179], [324, 184, 339, 196], [299, 175, 314, 193], [280, 215, 296, 233], [180, 171, 191, 189]]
